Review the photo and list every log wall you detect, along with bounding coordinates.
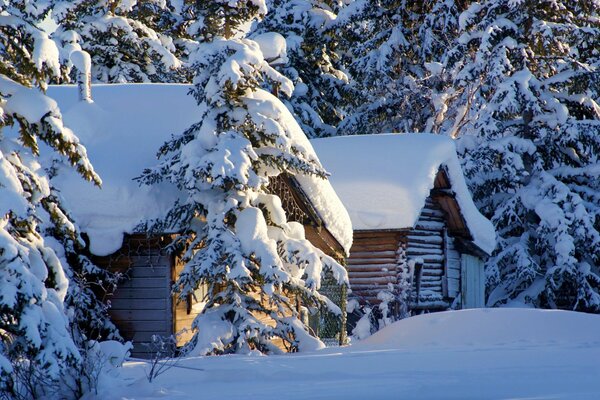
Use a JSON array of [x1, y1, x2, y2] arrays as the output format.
[[97, 235, 174, 358], [347, 231, 403, 304], [407, 197, 459, 310], [348, 196, 464, 312]]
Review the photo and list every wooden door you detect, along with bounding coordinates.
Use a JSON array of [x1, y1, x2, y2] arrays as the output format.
[[460, 254, 485, 308]]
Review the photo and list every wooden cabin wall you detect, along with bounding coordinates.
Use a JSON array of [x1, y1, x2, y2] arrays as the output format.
[[347, 197, 464, 313], [347, 231, 404, 305], [406, 197, 461, 310], [96, 235, 174, 358], [172, 257, 206, 347]]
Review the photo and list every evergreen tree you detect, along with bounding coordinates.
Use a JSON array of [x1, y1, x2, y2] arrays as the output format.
[[444, 0, 600, 310], [140, 0, 347, 354], [1, 2, 118, 397], [333, 0, 467, 135], [51, 0, 185, 83], [254, 0, 350, 138]]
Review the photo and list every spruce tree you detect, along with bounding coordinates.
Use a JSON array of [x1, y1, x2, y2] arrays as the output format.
[[51, 0, 185, 83], [333, 0, 467, 135], [0, 1, 114, 397], [140, 0, 348, 354], [444, 0, 600, 311], [254, 0, 350, 138]]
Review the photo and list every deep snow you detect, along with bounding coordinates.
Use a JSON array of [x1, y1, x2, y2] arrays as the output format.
[[91, 308, 600, 399]]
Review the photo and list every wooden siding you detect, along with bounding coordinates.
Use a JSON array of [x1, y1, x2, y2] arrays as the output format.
[[348, 196, 467, 313], [347, 231, 403, 304], [172, 257, 205, 347], [97, 235, 174, 358]]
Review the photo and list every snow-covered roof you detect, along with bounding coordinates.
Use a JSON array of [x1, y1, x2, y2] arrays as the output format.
[[311, 133, 496, 255], [48, 84, 352, 256]]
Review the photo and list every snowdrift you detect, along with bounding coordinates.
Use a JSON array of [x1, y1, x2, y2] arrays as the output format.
[[353, 308, 600, 350]]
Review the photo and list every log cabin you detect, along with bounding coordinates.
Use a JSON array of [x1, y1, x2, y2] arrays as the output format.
[[48, 84, 353, 357], [312, 133, 496, 318]]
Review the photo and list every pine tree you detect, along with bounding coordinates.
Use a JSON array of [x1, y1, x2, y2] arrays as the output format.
[[140, 0, 347, 354], [254, 0, 350, 138], [51, 0, 185, 83], [445, 0, 600, 310], [1, 2, 117, 397], [333, 0, 467, 135]]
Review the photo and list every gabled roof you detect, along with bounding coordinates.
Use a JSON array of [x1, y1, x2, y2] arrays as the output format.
[[311, 133, 496, 255], [47, 84, 352, 256]]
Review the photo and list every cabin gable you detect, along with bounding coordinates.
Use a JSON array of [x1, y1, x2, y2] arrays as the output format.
[[347, 171, 488, 315], [269, 173, 347, 261]]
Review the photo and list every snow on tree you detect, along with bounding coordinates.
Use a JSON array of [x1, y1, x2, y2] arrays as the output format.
[[444, 0, 600, 311], [1, 3, 118, 397], [253, 0, 350, 138], [51, 0, 185, 83], [333, 0, 467, 136], [139, 0, 348, 354]]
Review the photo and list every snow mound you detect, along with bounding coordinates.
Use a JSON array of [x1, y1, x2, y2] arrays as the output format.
[[353, 308, 600, 350], [253, 32, 288, 65], [311, 133, 496, 254]]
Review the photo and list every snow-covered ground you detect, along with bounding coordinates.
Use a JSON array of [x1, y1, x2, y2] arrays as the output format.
[[93, 309, 600, 399]]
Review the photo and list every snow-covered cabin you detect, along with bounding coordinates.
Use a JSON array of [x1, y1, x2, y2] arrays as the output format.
[[48, 84, 353, 357], [312, 134, 496, 315]]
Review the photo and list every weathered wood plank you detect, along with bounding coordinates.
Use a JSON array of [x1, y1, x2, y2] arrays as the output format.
[[405, 248, 444, 255], [129, 255, 171, 267], [350, 276, 398, 284], [124, 266, 169, 278], [351, 236, 401, 245], [447, 277, 459, 297], [420, 269, 443, 277], [111, 319, 170, 333], [347, 263, 399, 270], [109, 298, 168, 310], [118, 330, 166, 343], [110, 309, 169, 321], [415, 221, 445, 230], [406, 242, 443, 250], [348, 250, 398, 258], [349, 271, 398, 278], [447, 268, 460, 279], [117, 277, 168, 289], [348, 259, 398, 266], [405, 254, 445, 262], [109, 288, 169, 299], [347, 267, 397, 274]]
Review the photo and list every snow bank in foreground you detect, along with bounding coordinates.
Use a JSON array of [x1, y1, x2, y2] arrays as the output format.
[[312, 133, 496, 254], [95, 308, 600, 399], [354, 308, 600, 350]]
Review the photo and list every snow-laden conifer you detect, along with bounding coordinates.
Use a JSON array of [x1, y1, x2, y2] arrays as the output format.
[[333, 0, 466, 135], [254, 0, 350, 138], [140, 0, 347, 354], [51, 0, 185, 83], [444, 0, 600, 310], [0, 2, 119, 397]]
